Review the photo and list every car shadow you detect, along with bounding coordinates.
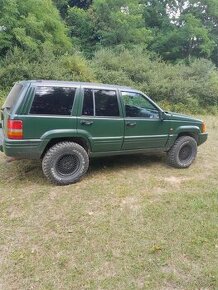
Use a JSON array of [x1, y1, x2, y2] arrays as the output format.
[[1, 153, 167, 185], [89, 153, 166, 174]]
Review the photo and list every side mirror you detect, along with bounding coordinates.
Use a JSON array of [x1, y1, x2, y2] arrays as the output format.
[[159, 111, 166, 121]]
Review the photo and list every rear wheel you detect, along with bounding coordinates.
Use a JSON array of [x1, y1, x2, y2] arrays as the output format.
[[42, 142, 89, 185], [167, 136, 197, 168]]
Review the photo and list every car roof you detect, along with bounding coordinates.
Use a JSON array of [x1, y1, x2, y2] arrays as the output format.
[[18, 80, 135, 91]]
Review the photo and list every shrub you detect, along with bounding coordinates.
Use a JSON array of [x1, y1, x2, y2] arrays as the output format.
[[91, 47, 218, 113], [0, 47, 96, 105]]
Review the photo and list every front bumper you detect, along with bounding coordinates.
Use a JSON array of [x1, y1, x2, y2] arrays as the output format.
[[198, 133, 208, 146]]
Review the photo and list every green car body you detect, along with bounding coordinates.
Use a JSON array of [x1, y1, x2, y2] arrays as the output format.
[[0, 80, 207, 185]]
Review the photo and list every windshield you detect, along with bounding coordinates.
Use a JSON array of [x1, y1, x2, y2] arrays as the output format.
[[2, 83, 24, 112]]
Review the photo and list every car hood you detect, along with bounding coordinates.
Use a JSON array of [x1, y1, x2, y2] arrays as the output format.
[[165, 111, 202, 123]]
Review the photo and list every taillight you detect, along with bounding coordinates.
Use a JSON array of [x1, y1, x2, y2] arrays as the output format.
[[7, 119, 23, 139]]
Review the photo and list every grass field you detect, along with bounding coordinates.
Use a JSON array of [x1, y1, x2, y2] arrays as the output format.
[[0, 116, 217, 290]]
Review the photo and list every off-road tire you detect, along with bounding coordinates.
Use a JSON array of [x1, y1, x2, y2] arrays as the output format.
[[167, 136, 197, 168], [42, 142, 89, 185]]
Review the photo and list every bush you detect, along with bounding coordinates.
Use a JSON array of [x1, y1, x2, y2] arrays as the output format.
[[91, 47, 218, 113], [0, 47, 96, 105], [1, 46, 217, 114]]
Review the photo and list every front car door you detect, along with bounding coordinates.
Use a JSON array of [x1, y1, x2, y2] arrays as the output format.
[[77, 87, 124, 152], [121, 91, 169, 150]]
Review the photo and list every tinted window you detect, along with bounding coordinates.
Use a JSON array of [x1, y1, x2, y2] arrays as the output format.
[[3, 83, 24, 112], [82, 89, 94, 116], [122, 92, 159, 119], [95, 90, 119, 117], [30, 86, 76, 115]]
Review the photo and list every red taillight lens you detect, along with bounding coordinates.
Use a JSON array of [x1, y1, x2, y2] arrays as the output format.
[[7, 120, 23, 139]]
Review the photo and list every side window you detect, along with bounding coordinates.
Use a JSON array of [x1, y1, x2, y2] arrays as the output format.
[[82, 89, 120, 117], [95, 90, 119, 117], [3, 83, 24, 113], [122, 92, 159, 119], [30, 86, 76, 115]]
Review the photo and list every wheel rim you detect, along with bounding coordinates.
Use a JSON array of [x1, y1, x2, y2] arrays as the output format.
[[179, 144, 193, 162], [56, 154, 80, 176]]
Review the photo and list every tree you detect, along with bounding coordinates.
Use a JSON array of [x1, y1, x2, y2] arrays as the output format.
[[91, 0, 152, 47], [66, 6, 97, 54], [0, 0, 72, 57], [53, 0, 92, 18], [143, 0, 217, 62], [66, 0, 152, 54], [180, 0, 218, 64]]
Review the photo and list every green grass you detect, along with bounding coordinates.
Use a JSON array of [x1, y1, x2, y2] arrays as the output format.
[[0, 116, 217, 290]]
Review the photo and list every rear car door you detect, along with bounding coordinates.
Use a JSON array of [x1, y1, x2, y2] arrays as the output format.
[[121, 91, 169, 150], [77, 87, 124, 152]]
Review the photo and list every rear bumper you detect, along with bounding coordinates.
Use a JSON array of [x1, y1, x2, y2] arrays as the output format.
[[198, 133, 208, 146], [1, 136, 42, 159]]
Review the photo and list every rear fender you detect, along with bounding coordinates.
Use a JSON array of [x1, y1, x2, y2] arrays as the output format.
[[39, 129, 92, 154]]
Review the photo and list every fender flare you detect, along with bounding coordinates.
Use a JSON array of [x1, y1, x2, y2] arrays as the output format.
[[38, 129, 92, 154], [166, 125, 200, 150]]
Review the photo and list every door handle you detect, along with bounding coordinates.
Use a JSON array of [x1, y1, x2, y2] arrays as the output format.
[[126, 122, 136, 127], [80, 120, 93, 126]]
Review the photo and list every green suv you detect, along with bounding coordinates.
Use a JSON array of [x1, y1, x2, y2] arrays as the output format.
[[0, 80, 207, 185]]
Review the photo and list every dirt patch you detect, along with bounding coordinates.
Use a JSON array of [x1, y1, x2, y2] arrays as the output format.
[[163, 176, 192, 187], [120, 196, 141, 212]]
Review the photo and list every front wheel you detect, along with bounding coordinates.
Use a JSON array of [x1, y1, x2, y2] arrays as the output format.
[[42, 142, 89, 185], [167, 136, 197, 168]]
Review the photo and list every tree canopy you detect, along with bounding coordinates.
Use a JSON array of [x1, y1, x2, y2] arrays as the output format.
[[0, 0, 72, 55], [0, 0, 218, 112]]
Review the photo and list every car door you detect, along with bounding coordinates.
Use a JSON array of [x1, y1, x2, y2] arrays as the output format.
[[121, 91, 169, 150], [77, 87, 124, 152]]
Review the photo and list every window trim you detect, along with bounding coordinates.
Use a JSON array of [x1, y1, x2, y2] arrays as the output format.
[[28, 86, 77, 116], [93, 90, 96, 117], [2, 83, 25, 113]]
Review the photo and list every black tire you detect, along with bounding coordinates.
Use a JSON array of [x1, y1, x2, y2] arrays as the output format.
[[167, 136, 197, 168], [42, 142, 89, 185]]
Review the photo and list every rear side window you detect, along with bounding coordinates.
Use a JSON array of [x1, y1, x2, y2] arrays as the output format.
[[82, 89, 120, 117], [30, 86, 76, 115], [2, 83, 24, 112]]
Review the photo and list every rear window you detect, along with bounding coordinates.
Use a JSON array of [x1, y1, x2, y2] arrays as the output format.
[[29, 86, 76, 115], [2, 83, 24, 112]]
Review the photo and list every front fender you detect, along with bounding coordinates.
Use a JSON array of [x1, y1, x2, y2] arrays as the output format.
[[174, 125, 200, 135], [166, 125, 201, 150]]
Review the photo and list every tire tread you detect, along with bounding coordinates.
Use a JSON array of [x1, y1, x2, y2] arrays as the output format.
[[42, 142, 89, 185], [167, 136, 197, 168]]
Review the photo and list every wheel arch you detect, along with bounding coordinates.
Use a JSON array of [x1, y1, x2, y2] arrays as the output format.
[[41, 137, 90, 159], [166, 126, 200, 150], [177, 131, 198, 143]]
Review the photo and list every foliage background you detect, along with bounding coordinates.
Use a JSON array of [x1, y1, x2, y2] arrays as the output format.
[[0, 0, 218, 113]]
